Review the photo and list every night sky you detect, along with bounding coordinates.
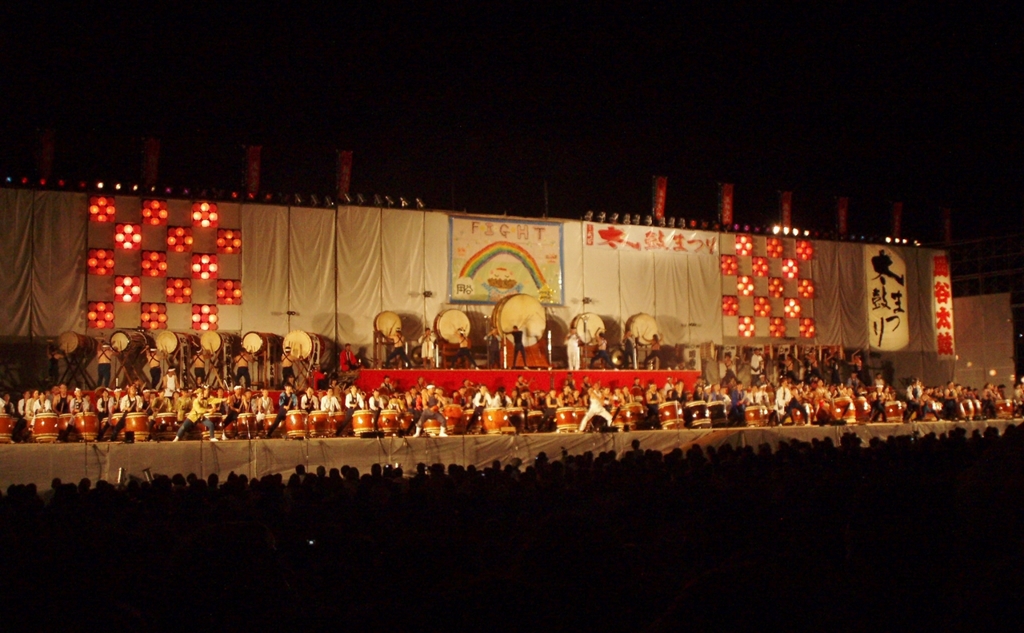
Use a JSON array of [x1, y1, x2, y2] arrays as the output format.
[[2, 2, 1021, 242]]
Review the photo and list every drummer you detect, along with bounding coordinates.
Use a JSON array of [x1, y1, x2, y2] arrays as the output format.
[[622, 331, 636, 370], [367, 388, 385, 430], [420, 328, 437, 368], [251, 387, 273, 426], [578, 384, 613, 432], [223, 385, 245, 432], [98, 385, 143, 442], [300, 387, 318, 412], [644, 382, 663, 428], [266, 384, 299, 439], [149, 388, 172, 415], [343, 385, 365, 429], [411, 385, 448, 438], [384, 330, 413, 369], [509, 325, 528, 369], [565, 331, 581, 371], [52, 384, 71, 415], [233, 349, 254, 388], [145, 347, 163, 388], [173, 386, 219, 442], [469, 385, 490, 429], [281, 347, 297, 387], [160, 367, 179, 398], [590, 332, 614, 369], [339, 343, 361, 372], [96, 343, 115, 388], [454, 330, 478, 368], [192, 350, 209, 385]]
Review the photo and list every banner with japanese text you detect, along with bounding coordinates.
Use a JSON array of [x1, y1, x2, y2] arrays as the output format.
[[449, 216, 563, 305], [865, 245, 909, 350], [583, 223, 719, 256], [933, 254, 954, 356]]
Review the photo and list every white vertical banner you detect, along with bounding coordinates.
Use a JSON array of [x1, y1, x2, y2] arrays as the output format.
[[932, 253, 954, 357], [865, 245, 909, 351]]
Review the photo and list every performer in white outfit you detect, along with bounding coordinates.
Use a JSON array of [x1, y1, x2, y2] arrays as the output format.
[[579, 385, 613, 432], [565, 332, 581, 371]]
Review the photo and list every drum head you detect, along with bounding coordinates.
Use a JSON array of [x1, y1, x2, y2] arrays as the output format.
[[570, 313, 605, 344], [493, 294, 546, 346], [58, 331, 95, 355], [200, 331, 223, 353], [626, 313, 659, 345], [434, 309, 471, 344], [242, 332, 270, 354], [374, 311, 403, 338], [110, 330, 146, 352], [283, 330, 315, 360], [157, 331, 182, 354]]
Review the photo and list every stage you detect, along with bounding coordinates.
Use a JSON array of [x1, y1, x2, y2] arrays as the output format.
[[0, 419, 1014, 490], [353, 368, 703, 394]]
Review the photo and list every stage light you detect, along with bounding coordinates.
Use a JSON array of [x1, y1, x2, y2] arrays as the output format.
[[720, 254, 739, 276], [294, 194, 304, 205], [666, 217, 674, 228], [141, 303, 168, 330], [216, 279, 242, 305], [142, 199, 169, 226], [87, 302, 115, 329], [583, 211, 594, 222], [415, 198, 425, 209], [97, 182, 104, 189], [657, 217, 666, 227], [114, 276, 141, 303], [216, 229, 242, 254], [885, 237, 892, 244], [88, 196, 116, 222], [356, 194, 366, 205], [644, 215, 653, 226], [738, 316, 755, 337], [769, 317, 786, 338], [342, 193, 353, 204], [191, 202, 218, 228], [166, 278, 192, 304], [768, 277, 785, 298], [752, 256, 769, 277], [766, 237, 784, 259], [167, 227, 194, 253], [324, 195, 334, 207], [191, 304, 219, 331], [114, 223, 143, 250], [191, 253, 218, 280], [373, 194, 383, 206], [385, 196, 395, 207], [114, 183, 121, 191], [795, 240, 814, 261], [803, 230, 810, 236], [722, 296, 739, 317], [622, 214, 632, 225], [634, 215, 642, 225], [132, 184, 139, 192], [737, 275, 754, 296], [87, 249, 115, 275], [753, 296, 771, 317], [797, 278, 815, 299], [799, 317, 816, 338], [141, 251, 168, 277], [913, 240, 921, 246], [735, 234, 753, 257], [783, 227, 790, 235], [783, 298, 802, 318], [609, 213, 619, 224], [781, 258, 799, 279], [597, 212, 606, 223]]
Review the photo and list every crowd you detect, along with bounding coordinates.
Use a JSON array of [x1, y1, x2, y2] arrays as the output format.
[[2, 424, 1023, 630]]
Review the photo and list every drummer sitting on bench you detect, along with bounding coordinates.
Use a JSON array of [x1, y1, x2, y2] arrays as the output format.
[[412, 385, 448, 437]]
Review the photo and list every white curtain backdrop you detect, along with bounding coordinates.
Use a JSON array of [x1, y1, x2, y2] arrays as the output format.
[[0, 189, 34, 337], [288, 207, 337, 338], [241, 205, 290, 334], [336, 206, 382, 346]]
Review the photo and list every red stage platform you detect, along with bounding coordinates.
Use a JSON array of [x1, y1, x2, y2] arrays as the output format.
[[354, 368, 702, 395]]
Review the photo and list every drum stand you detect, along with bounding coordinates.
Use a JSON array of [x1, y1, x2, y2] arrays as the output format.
[[206, 347, 231, 390], [251, 352, 276, 390], [293, 338, 322, 390], [59, 352, 96, 389], [114, 350, 146, 387]]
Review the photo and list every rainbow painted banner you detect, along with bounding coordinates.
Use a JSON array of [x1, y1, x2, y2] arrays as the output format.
[[449, 215, 564, 305]]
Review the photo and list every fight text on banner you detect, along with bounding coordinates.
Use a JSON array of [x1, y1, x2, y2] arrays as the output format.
[[583, 223, 718, 256]]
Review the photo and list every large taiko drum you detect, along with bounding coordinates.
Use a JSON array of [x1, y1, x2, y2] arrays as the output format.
[[957, 399, 974, 421], [815, 400, 834, 425], [378, 409, 401, 436], [625, 313, 659, 345], [75, 411, 100, 442], [885, 401, 905, 423], [570, 313, 606, 345], [242, 332, 283, 355], [442, 404, 466, 435], [506, 407, 525, 433], [482, 408, 508, 434], [434, 309, 472, 344], [707, 402, 727, 424], [58, 331, 97, 356], [527, 410, 543, 432], [283, 330, 329, 363], [684, 401, 711, 429], [0, 413, 15, 443], [854, 397, 871, 423], [125, 412, 151, 441], [110, 330, 153, 353], [658, 401, 681, 429], [152, 412, 179, 441], [996, 399, 1014, 420], [197, 413, 224, 440], [972, 399, 983, 420], [233, 413, 260, 439], [789, 403, 806, 426], [614, 401, 642, 432], [351, 409, 375, 437], [156, 331, 200, 355], [745, 405, 769, 427], [834, 396, 855, 424], [555, 407, 578, 433], [492, 294, 547, 347], [32, 413, 60, 443], [57, 413, 75, 437], [306, 410, 331, 438], [374, 311, 403, 339], [201, 331, 240, 356], [282, 410, 307, 439]]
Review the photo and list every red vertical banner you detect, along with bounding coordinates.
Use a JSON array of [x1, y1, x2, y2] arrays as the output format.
[[892, 202, 903, 238], [651, 176, 668, 219], [780, 191, 792, 227], [719, 183, 734, 226], [933, 254, 954, 357], [836, 197, 849, 237], [38, 129, 55, 182], [941, 207, 952, 244], [142, 137, 160, 188], [337, 150, 353, 198], [245, 145, 262, 196]]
